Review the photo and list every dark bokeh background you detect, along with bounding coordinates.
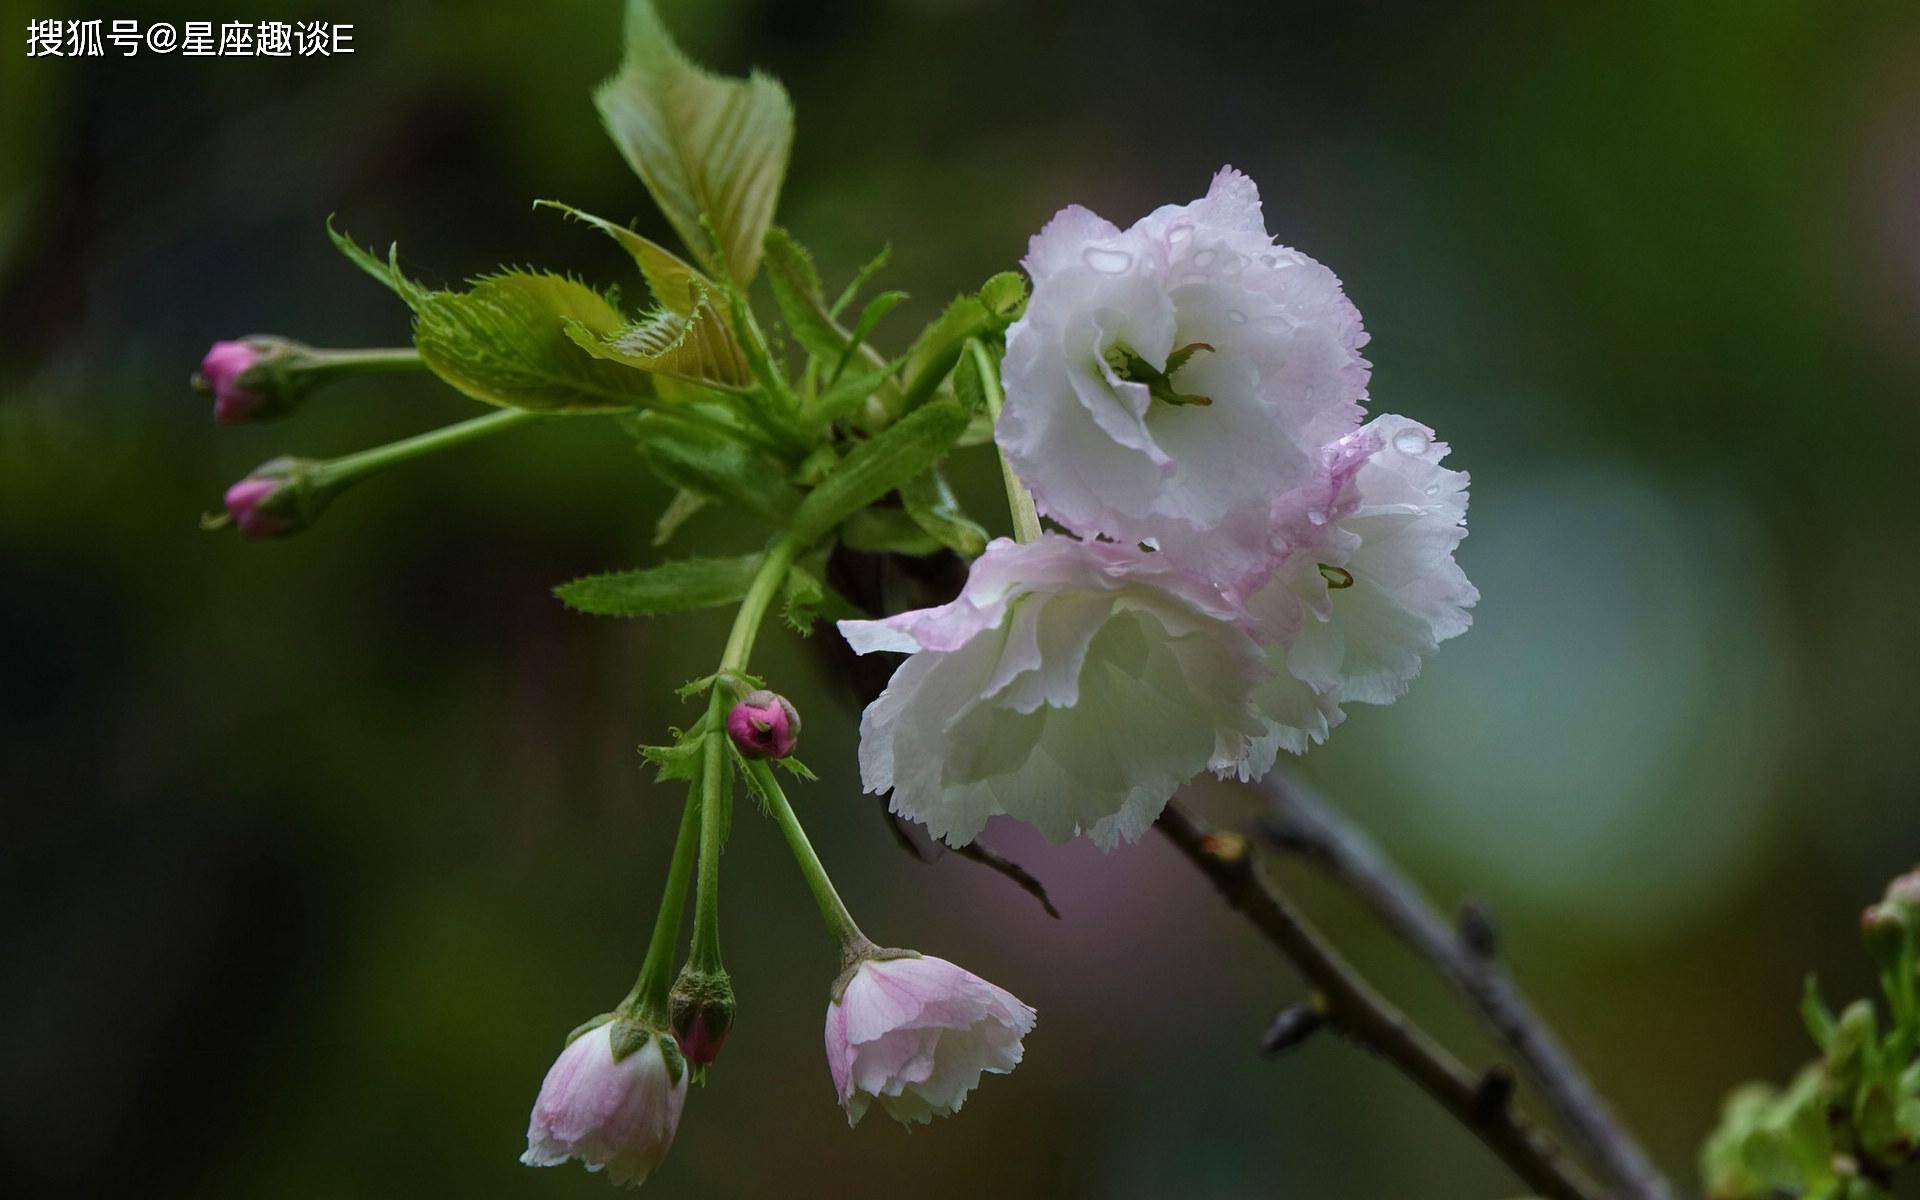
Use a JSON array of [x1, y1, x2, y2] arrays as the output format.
[[5, 1, 1920, 1196]]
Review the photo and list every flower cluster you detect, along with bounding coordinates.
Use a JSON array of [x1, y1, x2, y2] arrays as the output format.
[[844, 168, 1478, 850], [195, 1, 1476, 1187]]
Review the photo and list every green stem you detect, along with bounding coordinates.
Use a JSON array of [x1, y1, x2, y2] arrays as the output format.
[[720, 536, 802, 673], [688, 693, 730, 972], [970, 339, 1042, 543], [313, 408, 543, 490], [687, 535, 806, 971], [748, 757, 868, 950], [305, 347, 430, 376], [624, 793, 702, 1024]]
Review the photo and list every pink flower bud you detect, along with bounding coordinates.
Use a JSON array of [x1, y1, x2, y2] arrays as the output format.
[[197, 340, 268, 425], [726, 689, 800, 759], [522, 1020, 688, 1188], [825, 951, 1034, 1126], [669, 969, 735, 1070], [223, 477, 293, 538]]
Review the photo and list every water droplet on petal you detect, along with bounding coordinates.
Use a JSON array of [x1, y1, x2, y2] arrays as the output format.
[[1192, 249, 1218, 269], [1226, 309, 1248, 325], [1167, 223, 1194, 243], [1392, 428, 1430, 455], [1259, 254, 1280, 268], [1218, 252, 1245, 276], [1307, 508, 1329, 526], [1083, 246, 1133, 274]]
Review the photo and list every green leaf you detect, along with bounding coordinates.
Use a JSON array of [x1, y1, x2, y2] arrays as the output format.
[[899, 273, 1029, 410], [329, 224, 649, 413], [788, 400, 970, 544], [832, 290, 909, 381], [652, 489, 707, 546], [554, 553, 764, 617], [535, 200, 708, 315], [901, 468, 989, 556], [564, 293, 752, 389], [595, 0, 793, 284], [628, 412, 800, 525], [814, 358, 905, 427], [763, 227, 844, 367], [831, 244, 892, 319]]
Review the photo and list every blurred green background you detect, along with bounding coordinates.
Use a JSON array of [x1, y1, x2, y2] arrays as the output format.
[[5, 0, 1920, 1196]]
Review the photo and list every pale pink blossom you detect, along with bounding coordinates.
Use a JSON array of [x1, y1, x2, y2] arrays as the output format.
[[825, 953, 1035, 1126], [521, 1020, 688, 1188], [998, 167, 1369, 588], [1246, 415, 1478, 749], [839, 534, 1272, 849]]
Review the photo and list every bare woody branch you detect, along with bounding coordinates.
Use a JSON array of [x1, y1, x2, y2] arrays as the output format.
[[1249, 768, 1672, 1200]]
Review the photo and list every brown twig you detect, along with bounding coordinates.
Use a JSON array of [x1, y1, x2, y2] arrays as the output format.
[[1157, 796, 1603, 1200], [1252, 769, 1672, 1200]]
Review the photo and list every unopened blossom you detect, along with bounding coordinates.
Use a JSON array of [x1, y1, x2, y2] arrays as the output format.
[[998, 166, 1370, 588], [522, 1019, 688, 1188], [223, 477, 294, 538], [669, 967, 735, 1069], [197, 340, 268, 424], [839, 535, 1272, 850], [826, 951, 1035, 1126], [1245, 415, 1478, 749], [725, 689, 800, 759]]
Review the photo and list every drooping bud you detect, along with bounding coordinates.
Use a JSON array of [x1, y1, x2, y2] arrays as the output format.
[[193, 336, 318, 424], [668, 966, 736, 1071], [212, 456, 332, 538], [726, 689, 800, 759]]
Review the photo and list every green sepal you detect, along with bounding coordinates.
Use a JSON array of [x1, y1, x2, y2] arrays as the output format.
[[677, 670, 762, 701], [553, 552, 765, 618], [773, 755, 817, 782], [827, 944, 920, 1004], [641, 717, 713, 782], [563, 1012, 617, 1046]]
